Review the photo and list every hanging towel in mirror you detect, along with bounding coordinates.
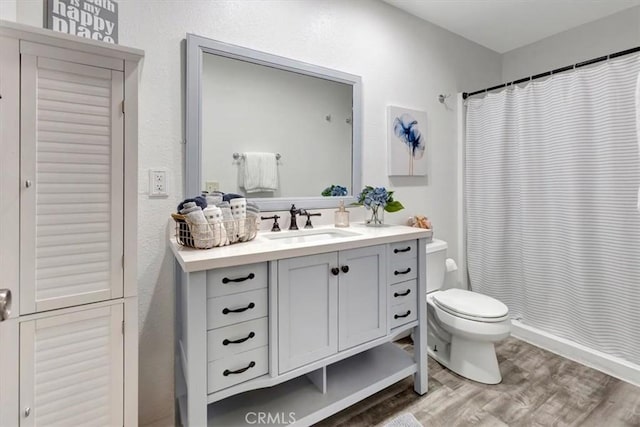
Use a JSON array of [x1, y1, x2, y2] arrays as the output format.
[[242, 152, 279, 193]]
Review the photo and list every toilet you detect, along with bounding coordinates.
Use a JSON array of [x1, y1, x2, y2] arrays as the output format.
[[426, 239, 510, 384]]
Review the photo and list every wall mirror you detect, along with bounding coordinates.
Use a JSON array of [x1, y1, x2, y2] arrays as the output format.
[[186, 34, 362, 211]]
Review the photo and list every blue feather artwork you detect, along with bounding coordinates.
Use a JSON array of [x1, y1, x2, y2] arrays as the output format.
[[387, 106, 427, 176]]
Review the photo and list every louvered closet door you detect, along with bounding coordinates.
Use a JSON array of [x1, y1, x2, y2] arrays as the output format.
[[19, 304, 124, 427], [20, 50, 124, 314]]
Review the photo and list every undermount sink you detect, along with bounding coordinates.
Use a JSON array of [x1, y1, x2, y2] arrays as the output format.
[[262, 228, 361, 244]]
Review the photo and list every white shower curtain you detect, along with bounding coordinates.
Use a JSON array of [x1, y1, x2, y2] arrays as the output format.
[[465, 53, 640, 365]]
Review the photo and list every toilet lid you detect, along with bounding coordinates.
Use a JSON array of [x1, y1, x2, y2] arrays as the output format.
[[432, 289, 509, 320]]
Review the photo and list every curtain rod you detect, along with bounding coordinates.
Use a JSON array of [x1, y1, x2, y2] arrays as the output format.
[[462, 46, 640, 100]]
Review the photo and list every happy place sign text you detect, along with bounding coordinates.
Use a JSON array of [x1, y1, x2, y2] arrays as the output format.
[[47, 0, 118, 44]]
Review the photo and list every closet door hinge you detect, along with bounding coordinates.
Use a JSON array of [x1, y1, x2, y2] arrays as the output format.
[[122, 320, 125, 335], [121, 100, 125, 114], [121, 254, 124, 269]]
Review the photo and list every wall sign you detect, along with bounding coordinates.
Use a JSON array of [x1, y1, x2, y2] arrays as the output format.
[[46, 0, 118, 44]]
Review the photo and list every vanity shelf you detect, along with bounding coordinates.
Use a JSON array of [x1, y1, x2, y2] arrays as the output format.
[[205, 343, 416, 426]]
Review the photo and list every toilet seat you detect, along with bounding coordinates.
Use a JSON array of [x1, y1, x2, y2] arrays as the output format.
[[432, 289, 509, 323]]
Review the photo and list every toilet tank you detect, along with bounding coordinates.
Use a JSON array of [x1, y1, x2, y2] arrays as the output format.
[[426, 239, 448, 293]]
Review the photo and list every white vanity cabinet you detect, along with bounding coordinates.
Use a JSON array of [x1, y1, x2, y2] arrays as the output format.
[[278, 252, 338, 373], [173, 225, 430, 426], [278, 245, 386, 373], [0, 21, 142, 426]]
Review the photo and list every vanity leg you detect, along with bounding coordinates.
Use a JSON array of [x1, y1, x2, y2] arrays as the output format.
[[414, 238, 428, 395], [184, 271, 208, 426]]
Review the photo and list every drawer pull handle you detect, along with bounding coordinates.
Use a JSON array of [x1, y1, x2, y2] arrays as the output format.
[[223, 361, 256, 376], [223, 332, 255, 346], [331, 267, 339, 276], [394, 289, 411, 297], [341, 265, 349, 274], [393, 247, 411, 254], [394, 268, 412, 275], [222, 273, 255, 284], [394, 310, 412, 319], [222, 302, 255, 315]]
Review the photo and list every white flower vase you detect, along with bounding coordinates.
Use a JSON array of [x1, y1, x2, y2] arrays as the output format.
[[365, 205, 384, 226]]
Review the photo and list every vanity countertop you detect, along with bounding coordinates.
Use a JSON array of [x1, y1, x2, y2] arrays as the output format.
[[170, 224, 431, 272]]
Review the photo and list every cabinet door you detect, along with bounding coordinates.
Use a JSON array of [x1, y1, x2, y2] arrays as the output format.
[[278, 252, 338, 373], [338, 245, 386, 351], [19, 304, 124, 427], [20, 48, 124, 314], [0, 318, 19, 427]]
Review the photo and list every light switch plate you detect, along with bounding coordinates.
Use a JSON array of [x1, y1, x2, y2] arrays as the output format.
[[149, 169, 168, 198]]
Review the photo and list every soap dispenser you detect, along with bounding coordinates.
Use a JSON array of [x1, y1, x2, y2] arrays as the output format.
[[334, 201, 350, 228]]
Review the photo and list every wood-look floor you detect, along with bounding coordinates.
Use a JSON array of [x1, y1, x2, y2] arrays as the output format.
[[316, 337, 640, 427]]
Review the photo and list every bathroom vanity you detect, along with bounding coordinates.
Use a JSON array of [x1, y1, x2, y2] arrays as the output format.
[[171, 224, 429, 426]]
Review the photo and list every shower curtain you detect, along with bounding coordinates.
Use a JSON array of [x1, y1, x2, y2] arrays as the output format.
[[465, 53, 640, 366]]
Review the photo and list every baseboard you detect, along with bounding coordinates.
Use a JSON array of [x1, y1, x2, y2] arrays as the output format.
[[511, 320, 640, 388]]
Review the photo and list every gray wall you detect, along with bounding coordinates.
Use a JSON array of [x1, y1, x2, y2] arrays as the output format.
[[502, 6, 640, 82]]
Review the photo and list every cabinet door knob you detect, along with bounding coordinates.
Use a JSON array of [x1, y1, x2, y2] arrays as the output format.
[[25, 180, 33, 188], [24, 407, 31, 417], [331, 267, 339, 276], [341, 265, 349, 274]]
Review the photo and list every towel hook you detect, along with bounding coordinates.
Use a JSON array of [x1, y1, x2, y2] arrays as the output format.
[[438, 94, 451, 104]]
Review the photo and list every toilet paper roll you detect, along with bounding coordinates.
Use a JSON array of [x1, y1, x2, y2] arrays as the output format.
[[446, 258, 458, 273]]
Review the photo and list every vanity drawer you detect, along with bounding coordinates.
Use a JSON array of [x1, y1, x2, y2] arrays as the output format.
[[388, 255, 417, 284], [388, 240, 417, 258], [208, 346, 268, 394], [390, 298, 417, 329], [208, 317, 268, 361], [389, 280, 417, 306], [207, 262, 268, 298], [207, 288, 268, 329]]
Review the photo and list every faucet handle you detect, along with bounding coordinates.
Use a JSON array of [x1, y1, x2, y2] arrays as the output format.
[[302, 211, 321, 229], [260, 215, 281, 232]]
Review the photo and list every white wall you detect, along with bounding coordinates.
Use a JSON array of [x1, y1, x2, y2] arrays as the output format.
[[201, 53, 353, 197], [0, 0, 16, 21], [502, 6, 640, 82], [5, 1, 502, 425], [127, 2, 501, 423]]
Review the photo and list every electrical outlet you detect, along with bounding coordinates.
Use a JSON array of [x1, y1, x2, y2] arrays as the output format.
[[149, 169, 168, 198], [205, 181, 219, 194]]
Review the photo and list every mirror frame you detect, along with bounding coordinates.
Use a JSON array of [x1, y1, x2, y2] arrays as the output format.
[[186, 33, 362, 211]]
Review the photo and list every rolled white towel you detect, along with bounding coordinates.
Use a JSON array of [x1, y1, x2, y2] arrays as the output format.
[[217, 202, 234, 245], [180, 202, 214, 249], [203, 206, 226, 247]]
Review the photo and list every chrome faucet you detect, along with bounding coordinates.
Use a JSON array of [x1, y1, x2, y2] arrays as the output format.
[[289, 204, 301, 230]]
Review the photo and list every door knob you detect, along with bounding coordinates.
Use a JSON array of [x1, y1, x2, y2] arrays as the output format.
[[24, 407, 31, 417], [25, 179, 32, 188], [0, 289, 11, 321]]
